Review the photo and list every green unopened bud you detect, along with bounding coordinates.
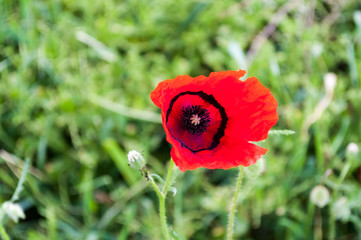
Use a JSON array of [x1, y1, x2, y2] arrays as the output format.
[[332, 197, 350, 222], [346, 143, 359, 155], [310, 185, 330, 208], [127, 150, 146, 170], [1, 201, 25, 223]]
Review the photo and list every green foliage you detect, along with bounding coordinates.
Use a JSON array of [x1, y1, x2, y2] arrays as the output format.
[[1, 0, 361, 239]]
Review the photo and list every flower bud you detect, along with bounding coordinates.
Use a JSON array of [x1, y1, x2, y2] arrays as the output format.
[[1, 201, 25, 223], [346, 142, 359, 155], [332, 197, 350, 221], [127, 150, 146, 170], [310, 185, 330, 208]]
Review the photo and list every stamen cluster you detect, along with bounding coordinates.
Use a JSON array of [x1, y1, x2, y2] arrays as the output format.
[[181, 105, 210, 136]]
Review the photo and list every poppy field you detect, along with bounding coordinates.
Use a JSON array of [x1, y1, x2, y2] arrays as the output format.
[[1, 0, 361, 239]]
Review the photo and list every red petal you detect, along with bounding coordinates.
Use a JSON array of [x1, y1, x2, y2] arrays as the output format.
[[171, 137, 267, 172], [150, 69, 278, 171], [150, 74, 206, 110], [209, 69, 247, 80], [205, 76, 278, 142], [225, 77, 278, 141], [150, 70, 245, 110]]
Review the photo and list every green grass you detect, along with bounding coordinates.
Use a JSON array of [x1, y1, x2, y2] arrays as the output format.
[[1, 0, 361, 239]]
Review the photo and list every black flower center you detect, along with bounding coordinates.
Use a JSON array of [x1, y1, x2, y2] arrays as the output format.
[[166, 91, 228, 153], [181, 105, 210, 136]]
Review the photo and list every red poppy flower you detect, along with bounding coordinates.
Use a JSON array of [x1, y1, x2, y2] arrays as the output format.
[[150, 70, 278, 172]]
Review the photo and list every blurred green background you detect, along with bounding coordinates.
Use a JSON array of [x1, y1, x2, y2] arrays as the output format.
[[1, 0, 361, 239]]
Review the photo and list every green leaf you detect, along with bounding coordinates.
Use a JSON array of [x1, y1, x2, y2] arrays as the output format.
[[102, 138, 138, 185], [11, 157, 30, 202], [170, 228, 180, 240], [150, 174, 165, 184], [168, 187, 177, 197], [269, 130, 296, 136]]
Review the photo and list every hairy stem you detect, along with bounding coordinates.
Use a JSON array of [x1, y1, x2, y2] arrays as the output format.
[[159, 196, 170, 240], [149, 176, 170, 239], [226, 166, 245, 240], [148, 160, 175, 240], [148, 174, 170, 240], [162, 160, 175, 196]]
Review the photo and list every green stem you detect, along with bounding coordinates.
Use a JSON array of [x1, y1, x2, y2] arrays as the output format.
[[149, 176, 170, 240], [148, 160, 175, 240], [226, 166, 245, 240], [148, 176, 162, 199], [0, 223, 10, 240], [328, 207, 335, 240], [159, 196, 170, 240], [314, 208, 322, 240], [162, 160, 175, 195]]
